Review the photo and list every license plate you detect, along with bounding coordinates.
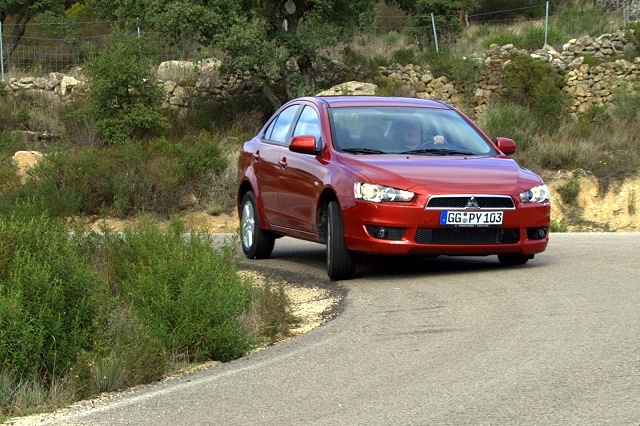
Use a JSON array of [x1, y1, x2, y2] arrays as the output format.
[[440, 211, 503, 226]]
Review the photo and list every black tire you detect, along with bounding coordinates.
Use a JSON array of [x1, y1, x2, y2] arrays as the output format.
[[498, 254, 533, 266], [326, 201, 356, 280], [240, 191, 275, 259]]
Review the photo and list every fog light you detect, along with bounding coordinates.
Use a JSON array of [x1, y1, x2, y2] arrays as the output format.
[[376, 227, 388, 239], [537, 227, 547, 239]]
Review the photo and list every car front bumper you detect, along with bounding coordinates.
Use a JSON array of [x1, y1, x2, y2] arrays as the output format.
[[340, 197, 550, 257]]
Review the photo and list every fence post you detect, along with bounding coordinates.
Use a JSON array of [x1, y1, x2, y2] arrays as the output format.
[[0, 22, 4, 81], [544, 1, 549, 47], [431, 13, 439, 53], [137, 17, 142, 59]]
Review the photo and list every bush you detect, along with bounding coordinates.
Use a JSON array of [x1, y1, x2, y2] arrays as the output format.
[[80, 33, 168, 145], [478, 104, 537, 152], [501, 53, 569, 132], [0, 207, 297, 416], [391, 48, 417, 65], [1, 130, 230, 218], [558, 179, 581, 204], [101, 219, 255, 362], [0, 209, 101, 384]]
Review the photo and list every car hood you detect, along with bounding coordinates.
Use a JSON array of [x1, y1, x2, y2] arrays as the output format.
[[336, 154, 543, 194]]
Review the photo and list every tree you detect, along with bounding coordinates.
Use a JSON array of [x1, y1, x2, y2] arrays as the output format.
[[91, 0, 378, 109], [0, 0, 76, 62], [387, 0, 478, 45]]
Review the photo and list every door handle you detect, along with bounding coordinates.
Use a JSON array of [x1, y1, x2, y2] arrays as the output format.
[[278, 157, 288, 167], [253, 150, 261, 160]]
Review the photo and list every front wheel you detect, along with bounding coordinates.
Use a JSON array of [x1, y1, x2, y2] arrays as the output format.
[[326, 201, 355, 280], [240, 191, 275, 259], [498, 254, 533, 266]]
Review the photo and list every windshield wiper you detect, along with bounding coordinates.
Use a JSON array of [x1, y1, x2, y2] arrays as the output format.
[[342, 147, 386, 154], [400, 148, 477, 156]]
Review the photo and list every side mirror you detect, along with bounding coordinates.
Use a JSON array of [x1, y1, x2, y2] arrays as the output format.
[[495, 137, 516, 155], [290, 136, 320, 156]]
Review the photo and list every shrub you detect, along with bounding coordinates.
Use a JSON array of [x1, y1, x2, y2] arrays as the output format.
[[501, 53, 569, 132], [478, 104, 537, 152], [0, 210, 101, 384], [101, 220, 255, 362], [2, 130, 229, 218], [611, 85, 640, 123], [80, 33, 168, 145], [391, 48, 416, 65], [558, 179, 581, 204]]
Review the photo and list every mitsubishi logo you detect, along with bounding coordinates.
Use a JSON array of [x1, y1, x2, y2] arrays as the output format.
[[466, 196, 480, 208]]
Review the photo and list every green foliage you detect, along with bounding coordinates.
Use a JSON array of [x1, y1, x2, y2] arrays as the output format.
[[0, 207, 297, 416], [15, 102, 30, 129], [553, 5, 621, 41], [252, 281, 297, 343], [1, 130, 229, 218], [81, 33, 168, 145], [385, 31, 401, 45], [496, 93, 640, 182], [626, 23, 640, 58], [611, 85, 640, 123], [342, 46, 387, 81], [93, 0, 380, 106], [500, 53, 569, 133], [550, 218, 569, 232], [420, 49, 480, 106], [0, 210, 101, 384], [520, 26, 564, 50], [391, 48, 417, 65], [478, 104, 537, 152], [482, 32, 521, 48], [558, 179, 581, 204], [0, 129, 21, 155], [101, 220, 255, 362]]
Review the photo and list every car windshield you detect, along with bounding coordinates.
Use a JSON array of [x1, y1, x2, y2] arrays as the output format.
[[329, 106, 496, 156]]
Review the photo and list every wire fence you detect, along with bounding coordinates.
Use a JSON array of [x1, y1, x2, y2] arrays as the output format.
[[0, 21, 201, 78], [0, 2, 638, 79]]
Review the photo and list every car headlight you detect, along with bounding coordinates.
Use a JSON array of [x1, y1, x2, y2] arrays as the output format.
[[519, 184, 550, 203], [354, 182, 414, 203]]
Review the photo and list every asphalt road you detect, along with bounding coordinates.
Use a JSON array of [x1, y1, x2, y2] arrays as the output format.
[[23, 233, 640, 425]]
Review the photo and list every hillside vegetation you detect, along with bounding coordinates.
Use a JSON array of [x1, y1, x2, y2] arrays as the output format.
[[0, 0, 639, 419]]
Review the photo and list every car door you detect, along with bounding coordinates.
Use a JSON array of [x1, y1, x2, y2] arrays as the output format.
[[277, 105, 324, 234], [254, 104, 300, 227]]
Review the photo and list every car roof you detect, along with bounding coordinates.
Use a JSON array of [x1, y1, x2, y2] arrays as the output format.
[[307, 96, 451, 109]]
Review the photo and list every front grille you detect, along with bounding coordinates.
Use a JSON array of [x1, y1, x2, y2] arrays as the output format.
[[426, 195, 515, 209], [415, 228, 520, 245]]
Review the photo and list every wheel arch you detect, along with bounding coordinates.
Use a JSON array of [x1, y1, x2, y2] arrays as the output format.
[[317, 188, 339, 244], [237, 180, 254, 216]]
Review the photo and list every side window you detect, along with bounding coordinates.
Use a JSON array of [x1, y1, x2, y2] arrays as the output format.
[[265, 105, 300, 144], [292, 106, 322, 147]]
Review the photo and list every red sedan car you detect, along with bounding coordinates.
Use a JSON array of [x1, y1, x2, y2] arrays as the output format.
[[237, 96, 550, 280]]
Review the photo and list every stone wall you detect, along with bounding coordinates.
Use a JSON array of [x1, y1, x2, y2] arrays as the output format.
[[375, 29, 639, 117], [1, 29, 638, 120]]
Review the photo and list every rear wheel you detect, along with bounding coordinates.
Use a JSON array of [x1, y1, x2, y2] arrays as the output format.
[[240, 191, 275, 259], [498, 254, 533, 266], [326, 201, 355, 280]]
